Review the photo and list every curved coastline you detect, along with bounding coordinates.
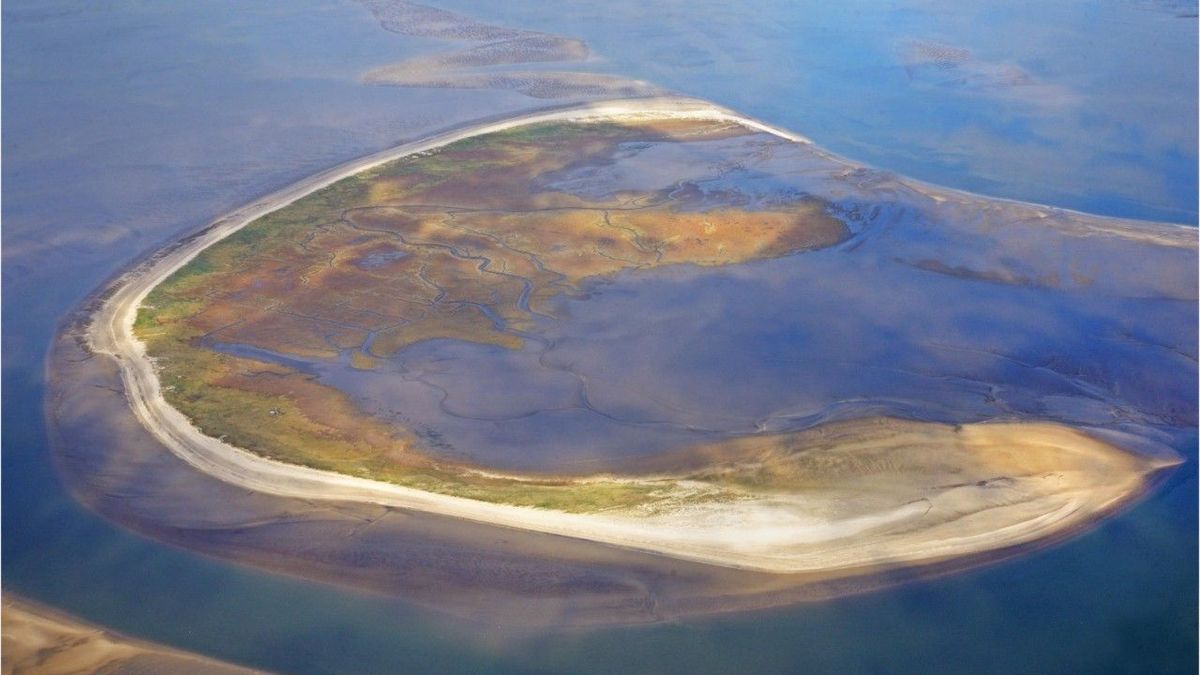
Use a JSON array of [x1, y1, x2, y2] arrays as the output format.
[[2, 594, 263, 675], [86, 96, 1182, 575]]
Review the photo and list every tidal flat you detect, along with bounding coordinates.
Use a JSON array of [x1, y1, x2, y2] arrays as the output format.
[[43, 99, 1194, 618]]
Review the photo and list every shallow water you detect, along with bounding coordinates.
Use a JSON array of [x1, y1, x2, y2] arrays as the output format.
[[4, 0, 1197, 673], [430, 0, 1198, 223]]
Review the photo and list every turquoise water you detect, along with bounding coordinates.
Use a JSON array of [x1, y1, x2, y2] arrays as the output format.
[[4, 1, 1196, 672]]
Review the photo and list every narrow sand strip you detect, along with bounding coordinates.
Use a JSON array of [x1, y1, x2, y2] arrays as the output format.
[[1, 595, 261, 675]]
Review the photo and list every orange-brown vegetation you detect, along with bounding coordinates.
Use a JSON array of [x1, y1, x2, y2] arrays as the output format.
[[136, 119, 848, 481]]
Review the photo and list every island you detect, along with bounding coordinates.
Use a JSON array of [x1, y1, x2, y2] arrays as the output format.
[[88, 98, 1184, 576]]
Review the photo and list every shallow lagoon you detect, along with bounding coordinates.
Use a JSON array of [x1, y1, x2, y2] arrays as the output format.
[[4, 0, 1197, 673]]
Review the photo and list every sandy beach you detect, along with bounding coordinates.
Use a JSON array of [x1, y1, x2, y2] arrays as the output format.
[[1, 595, 260, 675]]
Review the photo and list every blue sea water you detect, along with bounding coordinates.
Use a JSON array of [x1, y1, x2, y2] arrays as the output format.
[[3, 1, 1196, 673], [431, 0, 1199, 224]]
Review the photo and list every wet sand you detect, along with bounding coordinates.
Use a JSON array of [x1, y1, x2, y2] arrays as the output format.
[[355, 0, 660, 99], [81, 98, 1184, 575], [1, 594, 261, 675]]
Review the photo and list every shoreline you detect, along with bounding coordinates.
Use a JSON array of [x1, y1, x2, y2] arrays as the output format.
[[2, 593, 262, 674], [44, 303, 1194, 627], [86, 96, 1183, 574]]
